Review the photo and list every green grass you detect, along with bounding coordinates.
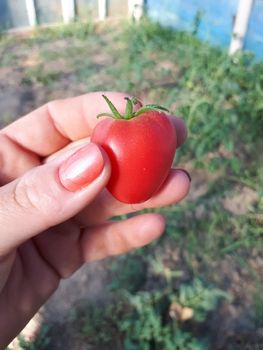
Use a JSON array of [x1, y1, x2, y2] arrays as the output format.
[[1, 18, 262, 349]]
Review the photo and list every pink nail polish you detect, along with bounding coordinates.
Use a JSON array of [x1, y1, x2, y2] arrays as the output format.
[[59, 143, 104, 191]]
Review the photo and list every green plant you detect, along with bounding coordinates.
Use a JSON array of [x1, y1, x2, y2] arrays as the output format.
[[22, 66, 61, 85], [115, 279, 228, 349], [192, 10, 204, 35], [26, 20, 95, 45], [78, 254, 230, 349], [106, 18, 263, 170], [80, 301, 125, 345], [174, 278, 231, 322]]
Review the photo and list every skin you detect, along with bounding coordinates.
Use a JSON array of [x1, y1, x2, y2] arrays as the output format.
[[0, 92, 190, 348]]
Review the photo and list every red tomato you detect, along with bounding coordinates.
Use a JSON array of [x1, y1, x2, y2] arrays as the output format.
[[91, 96, 177, 204]]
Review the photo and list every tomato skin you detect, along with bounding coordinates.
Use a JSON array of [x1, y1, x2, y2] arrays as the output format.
[[91, 110, 177, 203]]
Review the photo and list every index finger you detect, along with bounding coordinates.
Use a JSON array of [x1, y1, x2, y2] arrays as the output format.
[[1, 92, 138, 157], [1, 92, 187, 158]]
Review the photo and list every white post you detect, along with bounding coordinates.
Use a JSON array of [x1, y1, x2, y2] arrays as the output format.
[[25, 0, 37, 27], [128, 0, 144, 21], [128, 0, 135, 17], [229, 0, 254, 55], [61, 0, 75, 24], [98, 0, 107, 20]]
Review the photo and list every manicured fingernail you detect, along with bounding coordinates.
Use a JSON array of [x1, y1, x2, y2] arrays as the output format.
[[178, 169, 191, 182], [59, 143, 104, 191]]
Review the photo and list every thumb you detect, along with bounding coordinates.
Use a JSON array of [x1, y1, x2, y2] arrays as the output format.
[[0, 143, 110, 256]]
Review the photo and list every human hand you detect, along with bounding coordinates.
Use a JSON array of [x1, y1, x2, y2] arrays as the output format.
[[0, 92, 190, 347]]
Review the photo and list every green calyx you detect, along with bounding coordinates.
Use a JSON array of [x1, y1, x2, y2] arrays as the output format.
[[97, 95, 169, 120]]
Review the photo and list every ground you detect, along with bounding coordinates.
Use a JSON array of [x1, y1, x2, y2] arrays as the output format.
[[1, 19, 262, 350]]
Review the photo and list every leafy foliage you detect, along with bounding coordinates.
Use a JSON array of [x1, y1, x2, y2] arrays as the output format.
[[78, 276, 229, 350], [108, 18, 263, 167]]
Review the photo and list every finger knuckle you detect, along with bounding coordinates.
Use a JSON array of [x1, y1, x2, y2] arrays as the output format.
[[109, 229, 133, 256], [13, 174, 63, 222]]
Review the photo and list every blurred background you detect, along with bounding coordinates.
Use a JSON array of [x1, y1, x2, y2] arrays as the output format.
[[1, 0, 262, 349]]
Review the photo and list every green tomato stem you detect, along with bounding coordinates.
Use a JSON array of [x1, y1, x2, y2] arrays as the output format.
[[102, 95, 122, 119], [99, 95, 170, 120], [124, 97, 134, 119]]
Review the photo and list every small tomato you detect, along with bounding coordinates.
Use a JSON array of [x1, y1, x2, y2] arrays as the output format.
[[91, 95, 177, 204]]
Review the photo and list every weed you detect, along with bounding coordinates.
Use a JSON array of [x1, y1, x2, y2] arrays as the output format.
[[22, 66, 61, 85], [26, 20, 95, 45], [79, 277, 229, 349]]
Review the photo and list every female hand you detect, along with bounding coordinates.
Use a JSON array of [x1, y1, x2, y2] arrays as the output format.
[[0, 92, 190, 348]]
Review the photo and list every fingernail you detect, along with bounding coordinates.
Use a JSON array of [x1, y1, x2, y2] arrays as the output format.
[[178, 169, 191, 182], [59, 143, 104, 191]]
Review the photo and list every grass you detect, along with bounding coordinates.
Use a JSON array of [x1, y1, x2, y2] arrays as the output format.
[[1, 18, 262, 349]]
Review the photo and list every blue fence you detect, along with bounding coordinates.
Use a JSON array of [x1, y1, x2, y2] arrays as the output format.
[[147, 0, 263, 59], [245, 0, 263, 58]]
